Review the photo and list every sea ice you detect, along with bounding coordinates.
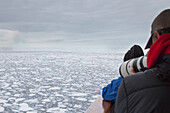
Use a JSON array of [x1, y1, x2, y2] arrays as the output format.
[[47, 107, 67, 113], [14, 94, 21, 97], [15, 98, 25, 102], [19, 103, 33, 111], [58, 102, 66, 108], [5, 92, 11, 95], [0, 99, 8, 103], [55, 93, 63, 97], [69, 92, 87, 97], [76, 97, 87, 101], [24, 99, 38, 103], [0, 50, 123, 112], [49, 87, 60, 90], [42, 98, 50, 102], [41, 85, 50, 88], [0, 107, 4, 112], [29, 94, 36, 97], [27, 110, 37, 113], [47, 107, 59, 112], [74, 104, 82, 108]]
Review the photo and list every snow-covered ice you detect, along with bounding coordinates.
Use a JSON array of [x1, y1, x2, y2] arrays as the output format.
[[0, 107, 4, 112], [0, 50, 123, 113], [19, 103, 33, 111]]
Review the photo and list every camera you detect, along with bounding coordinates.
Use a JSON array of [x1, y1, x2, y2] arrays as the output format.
[[119, 56, 147, 78]]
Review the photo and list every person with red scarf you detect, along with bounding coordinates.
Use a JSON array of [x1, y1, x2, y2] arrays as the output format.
[[114, 9, 170, 113]]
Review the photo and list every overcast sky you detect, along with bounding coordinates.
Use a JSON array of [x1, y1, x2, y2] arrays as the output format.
[[0, 0, 170, 50]]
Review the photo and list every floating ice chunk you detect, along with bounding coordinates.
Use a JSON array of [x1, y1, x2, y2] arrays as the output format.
[[83, 82, 92, 85], [59, 109, 67, 113], [71, 84, 82, 87], [0, 80, 5, 83], [53, 77, 63, 80], [42, 98, 50, 102], [58, 102, 66, 108], [74, 104, 82, 108], [13, 82, 21, 85], [76, 97, 87, 101], [5, 92, 11, 95], [29, 88, 40, 93], [49, 87, 60, 90], [37, 104, 43, 107], [11, 105, 20, 110], [69, 92, 87, 97], [24, 99, 38, 103], [41, 86, 50, 88], [6, 87, 12, 90], [19, 103, 33, 111], [2, 83, 9, 88], [27, 111, 37, 113], [12, 84, 19, 87], [1, 91, 6, 93], [0, 107, 4, 112], [47, 107, 66, 113], [0, 99, 8, 103], [3, 103, 11, 107], [0, 69, 5, 72], [47, 107, 59, 112], [17, 68, 27, 70], [55, 93, 63, 97], [12, 109, 19, 112], [14, 94, 21, 97], [29, 94, 35, 97], [8, 97, 16, 100], [16, 98, 25, 102]]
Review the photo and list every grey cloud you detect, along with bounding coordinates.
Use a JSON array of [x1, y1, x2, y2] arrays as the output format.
[[0, 0, 170, 48]]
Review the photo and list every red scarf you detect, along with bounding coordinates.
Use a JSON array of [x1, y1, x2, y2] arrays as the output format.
[[147, 33, 170, 68]]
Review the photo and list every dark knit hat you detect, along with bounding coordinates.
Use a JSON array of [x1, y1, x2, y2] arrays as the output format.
[[145, 9, 170, 49], [124, 45, 144, 62]]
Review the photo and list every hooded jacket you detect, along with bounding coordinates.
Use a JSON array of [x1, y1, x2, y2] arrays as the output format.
[[102, 45, 144, 102], [115, 34, 170, 113]]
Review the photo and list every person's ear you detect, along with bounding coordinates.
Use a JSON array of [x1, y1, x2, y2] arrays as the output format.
[[154, 31, 160, 39], [152, 31, 160, 44]]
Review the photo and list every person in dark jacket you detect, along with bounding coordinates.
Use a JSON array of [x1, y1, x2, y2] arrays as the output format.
[[114, 9, 170, 113], [102, 45, 144, 103]]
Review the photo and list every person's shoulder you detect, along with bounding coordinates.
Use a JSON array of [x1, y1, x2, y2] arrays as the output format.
[[124, 68, 155, 82], [122, 68, 164, 95]]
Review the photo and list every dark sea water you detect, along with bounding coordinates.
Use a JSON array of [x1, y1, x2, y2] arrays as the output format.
[[0, 50, 123, 113]]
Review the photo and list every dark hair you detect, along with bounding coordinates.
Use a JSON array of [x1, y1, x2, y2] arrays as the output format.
[[157, 27, 170, 35], [123, 45, 144, 62]]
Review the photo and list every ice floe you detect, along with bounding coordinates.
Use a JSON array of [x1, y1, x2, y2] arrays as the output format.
[[24, 99, 38, 103], [15, 98, 25, 102], [69, 92, 87, 97], [0, 107, 4, 112], [0, 50, 123, 112], [42, 98, 51, 102], [27, 110, 37, 113], [55, 93, 63, 97], [19, 103, 33, 111], [47, 107, 67, 113], [0, 99, 8, 103], [49, 87, 60, 90], [76, 97, 87, 101]]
